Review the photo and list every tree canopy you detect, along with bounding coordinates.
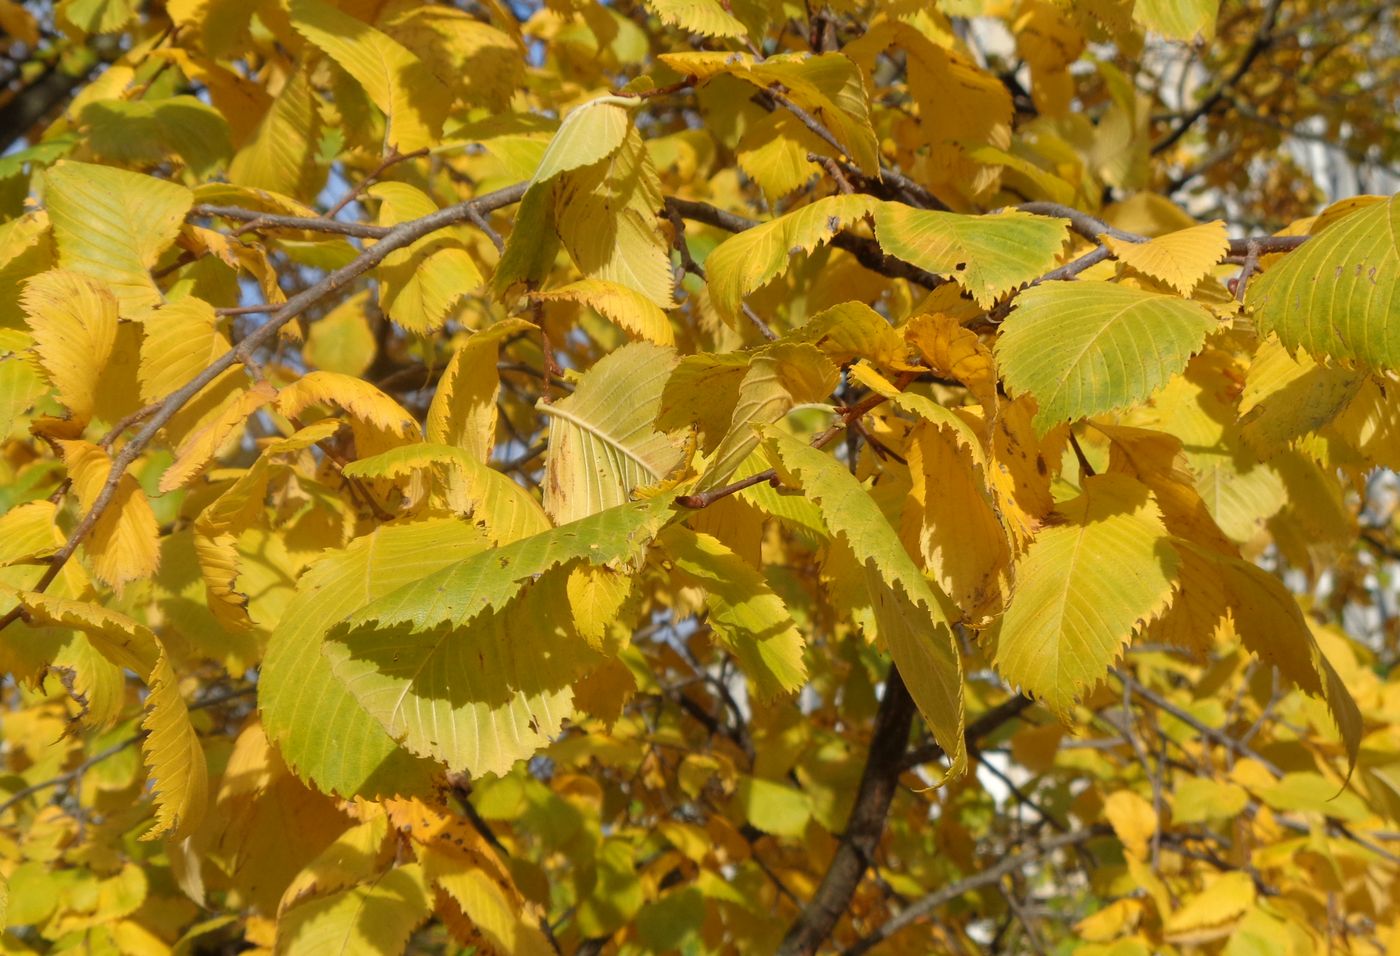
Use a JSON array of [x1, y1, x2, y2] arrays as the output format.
[[0, 0, 1398, 953]]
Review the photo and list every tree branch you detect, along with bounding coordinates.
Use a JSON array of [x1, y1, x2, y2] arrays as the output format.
[[776, 666, 917, 956], [1152, 0, 1287, 156], [0, 180, 530, 636], [843, 825, 1112, 956]]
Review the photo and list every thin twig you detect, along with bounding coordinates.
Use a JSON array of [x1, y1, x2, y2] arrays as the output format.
[[843, 826, 1112, 956], [1152, 0, 1286, 155], [324, 147, 430, 219], [0, 180, 530, 636]]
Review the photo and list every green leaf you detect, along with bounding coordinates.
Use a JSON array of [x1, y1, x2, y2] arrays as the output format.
[[704, 194, 876, 324], [540, 342, 683, 525], [997, 281, 1218, 433], [660, 525, 807, 697], [992, 474, 1179, 716], [260, 519, 488, 798], [322, 498, 676, 774], [872, 203, 1069, 307], [766, 432, 966, 777], [1250, 194, 1400, 369], [332, 495, 675, 640], [325, 570, 586, 777], [42, 161, 193, 313]]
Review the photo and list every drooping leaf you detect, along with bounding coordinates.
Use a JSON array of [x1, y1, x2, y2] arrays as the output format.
[[872, 203, 1069, 307], [531, 98, 634, 184], [425, 319, 534, 462], [368, 181, 483, 334], [136, 295, 227, 404], [21, 270, 119, 422], [997, 281, 1218, 432], [9, 592, 207, 840], [904, 420, 1011, 624], [992, 474, 1178, 717], [660, 525, 807, 697], [644, 0, 746, 38], [58, 439, 160, 591], [532, 278, 675, 346], [289, 0, 451, 153], [766, 431, 966, 777], [1250, 194, 1399, 370], [1134, 0, 1218, 41], [697, 342, 838, 492]]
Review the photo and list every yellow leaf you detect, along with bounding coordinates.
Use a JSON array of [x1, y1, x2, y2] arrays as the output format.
[[277, 371, 420, 457], [369, 181, 483, 333], [227, 67, 323, 201], [644, 0, 746, 38], [985, 396, 1057, 553], [874, 203, 1070, 308], [275, 864, 432, 955], [289, 0, 450, 153], [555, 127, 675, 308], [567, 564, 634, 652], [905, 313, 999, 409], [1103, 789, 1157, 860], [1172, 777, 1249, 824], [698, 342, 838, 493], [532, 278, 674, 346], [426, 319, 534, 462], [704, 194, 876, 325], [905, 421, 1011, 624], [303, 291, 377, 377], [540, 341, 682, 524], [993, 474, 1177, 716], [662, 525, 808, 697], [42, 161, 193, 313], [1104, 220, 1229, 294], [59, 440, 160, 591], [9, 591, 207, 840], [532, 97, 634, 184], [1163, 872, 1255, 938], [278, 815, 392, 917], [1075, 898, 1143, 942], [792, 301, 906, 369], [733, 776, 811, 837], [160, 382, 277, 493], [136, 296, 228, 404], [20, 270, 118, 423]]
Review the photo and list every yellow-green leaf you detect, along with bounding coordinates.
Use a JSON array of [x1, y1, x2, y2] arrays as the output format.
[[992, 474, 1178, 716], [767, 432, 966, 777], [872, 203, 1069, 307], [1250, 194, 1400, 370], [42, 161, 193, 313], [997, 282, 1218, 433]]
